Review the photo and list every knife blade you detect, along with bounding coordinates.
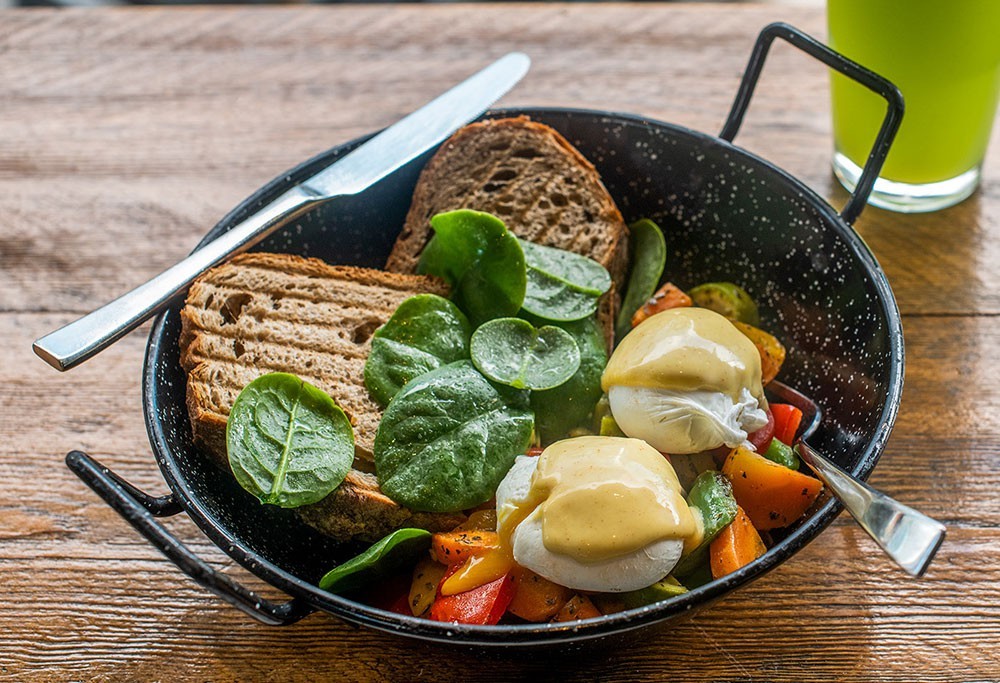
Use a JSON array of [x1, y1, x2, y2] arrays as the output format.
[[33, 52, 530, 372]]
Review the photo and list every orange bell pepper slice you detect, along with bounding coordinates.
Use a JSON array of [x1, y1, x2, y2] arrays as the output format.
[[430, 530, 500, 565], [710, 506, 767, 579], [552, 594, 602, 622], [722, 445, 822, 530], [508, 566, 573, 622], [631, 282, 693, 328]]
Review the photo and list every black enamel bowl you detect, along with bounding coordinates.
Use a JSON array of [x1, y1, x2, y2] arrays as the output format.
[[68, 24, 905, 647]]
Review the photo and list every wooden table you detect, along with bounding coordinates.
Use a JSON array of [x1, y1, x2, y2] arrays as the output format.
[[2, 4, 998, 680]]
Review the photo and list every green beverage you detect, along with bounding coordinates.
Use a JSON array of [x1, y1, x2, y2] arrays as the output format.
[[828, 0, 1000, 210]]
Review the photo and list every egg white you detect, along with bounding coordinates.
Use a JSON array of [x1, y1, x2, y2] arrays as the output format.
[[608, 385, 768, 454], [496, 456, 684, 593]]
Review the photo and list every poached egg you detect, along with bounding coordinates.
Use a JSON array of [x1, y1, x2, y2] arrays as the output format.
[[602, 307, 768, 454], [495, 437, 700, 593]]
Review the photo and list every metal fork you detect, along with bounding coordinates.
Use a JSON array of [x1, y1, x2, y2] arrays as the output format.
[[767, 380, 945, 577]]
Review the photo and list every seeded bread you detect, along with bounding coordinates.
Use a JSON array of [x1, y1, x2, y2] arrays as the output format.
[[179, 252, 465, 541], [386, 116, 630, 301]]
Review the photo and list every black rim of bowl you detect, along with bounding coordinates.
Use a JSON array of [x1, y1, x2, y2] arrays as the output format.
[[143, 106, 904, 645]]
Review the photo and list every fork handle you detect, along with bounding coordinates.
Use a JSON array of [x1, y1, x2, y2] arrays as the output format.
[[32, 186, 320, 372], [796, 442, 946, 577]]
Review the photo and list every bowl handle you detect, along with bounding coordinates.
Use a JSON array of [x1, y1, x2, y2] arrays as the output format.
[[65, 450, 315, 626], [719, 22, 904, 226]]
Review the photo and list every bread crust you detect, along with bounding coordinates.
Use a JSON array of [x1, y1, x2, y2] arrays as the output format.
[[385, 116, 628, 344]]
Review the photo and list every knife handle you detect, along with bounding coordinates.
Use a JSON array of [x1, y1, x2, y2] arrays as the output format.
[[33, 186, 320, 371]]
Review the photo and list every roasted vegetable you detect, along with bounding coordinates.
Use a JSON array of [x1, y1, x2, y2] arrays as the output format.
[[409, 556, 447, 616], [552, 594, 601, 621], [428, 572, 514, 625], [746, 406, 775, 454], [770, 403, 804, 445], [454, 509, 498, 532], [722, 445, 823, 530], [440, 547, 515, 596], [630, 282, 692, 328], [620, 576, 688, 609], [599, 414, 625, 437], [710, 506, 767, 579], [689, 282, 760, 326], [673, 471, 738, 578], [507, 566, 573, 622], [762, 437, 800, 470], [671, 450, 719, 492], [733, 321, 786, 385], [431, 530, 500, 565]]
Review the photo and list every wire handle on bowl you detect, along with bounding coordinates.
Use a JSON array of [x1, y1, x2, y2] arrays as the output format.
[[66, 450, 315, 626], [719, 22, 904, 225]]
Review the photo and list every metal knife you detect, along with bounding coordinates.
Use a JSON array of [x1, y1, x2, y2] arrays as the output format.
[[33, 52, 531, 371]]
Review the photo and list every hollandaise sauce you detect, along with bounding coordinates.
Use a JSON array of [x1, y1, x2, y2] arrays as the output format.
[[500, 437, 696, 563], [602, 307, 764, 402]]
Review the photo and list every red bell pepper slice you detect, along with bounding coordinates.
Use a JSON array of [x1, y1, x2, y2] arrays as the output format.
[[428, 572, 514, 625], [770, 403, 803, 446], [746, 406, 774, 453]]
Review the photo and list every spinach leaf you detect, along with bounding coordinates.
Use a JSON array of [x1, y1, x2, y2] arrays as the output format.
[[616, 218, 667, 342], [519, 238, 612, 322], [319, 528, 432, 594], [374, 360, 533, 513], [470, 317, 580, 391], [417, 210, 526, 326], [364, 294, 472, 407], [530, 316, 608, 444], [227, 373, 354, 508]]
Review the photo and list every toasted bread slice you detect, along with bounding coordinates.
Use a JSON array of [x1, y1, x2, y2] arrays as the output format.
[[386, 116, 630, 301], [180, 252, 465, 541]]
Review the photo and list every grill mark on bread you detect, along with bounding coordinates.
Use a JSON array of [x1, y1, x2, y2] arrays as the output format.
[[180, 252, 465, 542], [182, 308, 375, 360]]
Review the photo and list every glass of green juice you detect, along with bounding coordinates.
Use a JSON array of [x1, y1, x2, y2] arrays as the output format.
[[828, 0, 1000, 212]]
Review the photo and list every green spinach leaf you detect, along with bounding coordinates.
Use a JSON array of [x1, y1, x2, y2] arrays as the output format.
[[374, 360, 533, 513], [470, 317, 580, 391], [417, 210, 526, 326], [530, 316, 608, 443], [227, 373, 354, 508], [364, 294, 472, 407], [616, 218, 667, 341], [519, 238, 612, 322], [318, 528, 432, 594]]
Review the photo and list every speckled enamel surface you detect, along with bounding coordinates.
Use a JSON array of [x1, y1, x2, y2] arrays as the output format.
[[143, 108, 903, 645]]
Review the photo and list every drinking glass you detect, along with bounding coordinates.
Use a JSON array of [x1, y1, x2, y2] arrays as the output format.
[[828, 0, 1000, 212]]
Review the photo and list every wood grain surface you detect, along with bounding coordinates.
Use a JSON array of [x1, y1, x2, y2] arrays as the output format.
[[2, 4, 999, 681]]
